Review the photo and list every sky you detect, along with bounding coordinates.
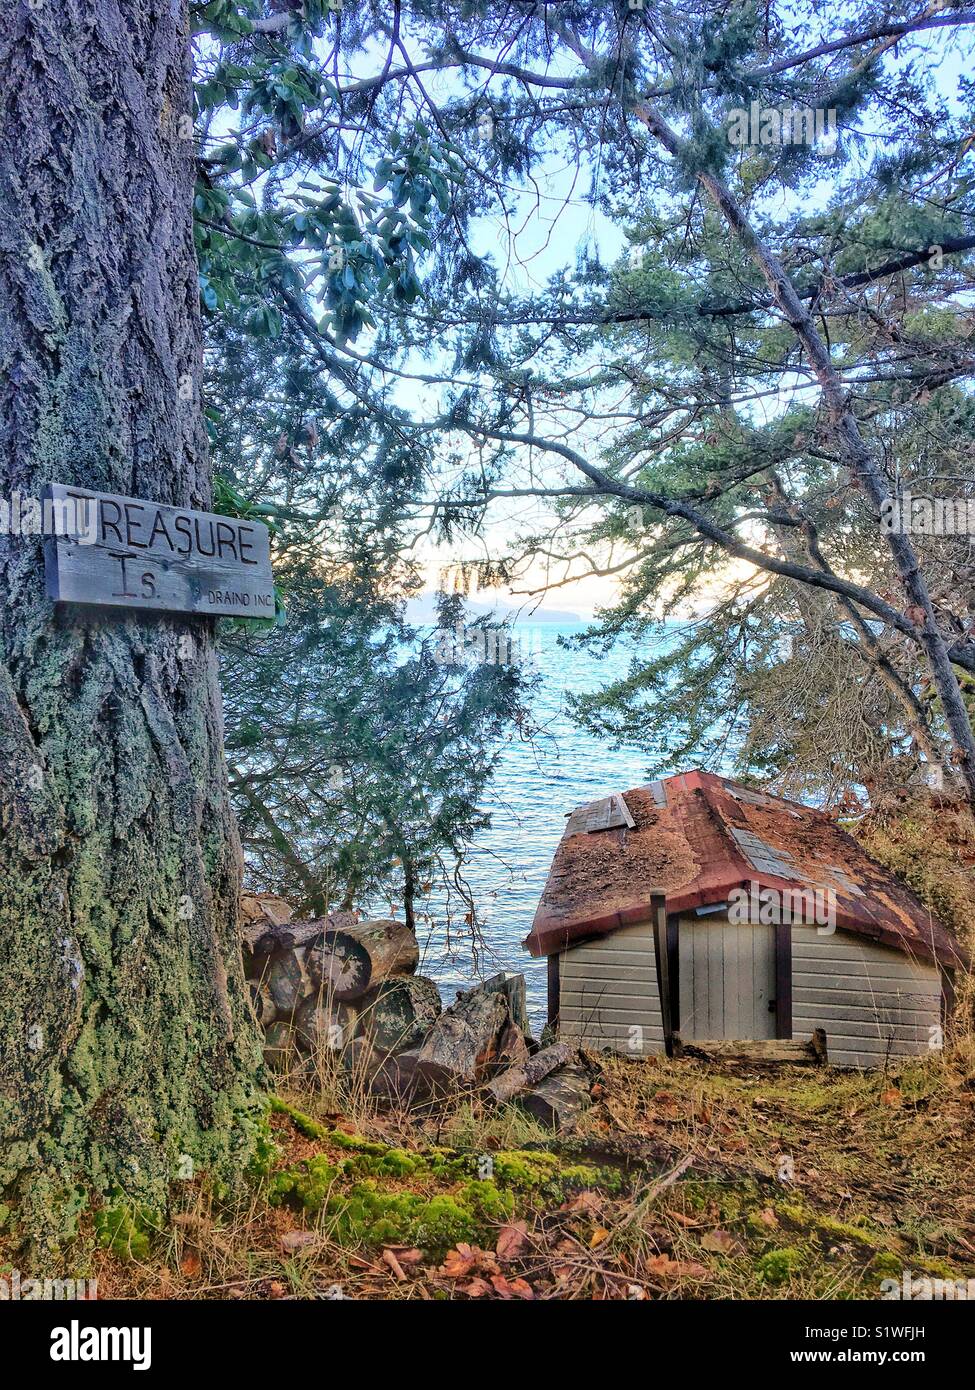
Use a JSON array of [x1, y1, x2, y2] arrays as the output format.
[[403, 14, 975, 620], [204, 8, 975, 622]]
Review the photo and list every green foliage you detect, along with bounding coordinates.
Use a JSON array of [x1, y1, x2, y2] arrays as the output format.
[[755, 1247, 805, 1285], [263, 1106, 623, 1255], [188, 4, 975, 813], [93, 1198, 161, 1262]]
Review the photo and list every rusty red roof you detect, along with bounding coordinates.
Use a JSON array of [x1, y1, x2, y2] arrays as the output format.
[[523, 770, 966, 968]]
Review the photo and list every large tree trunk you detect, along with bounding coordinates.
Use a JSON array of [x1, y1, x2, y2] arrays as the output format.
[[0, 1, 261, 1249]]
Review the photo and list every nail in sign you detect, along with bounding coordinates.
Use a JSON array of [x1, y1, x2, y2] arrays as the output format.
[[43, 484, 275, 618]]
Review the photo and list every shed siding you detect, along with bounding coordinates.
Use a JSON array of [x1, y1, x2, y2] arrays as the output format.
[[558, 921, 665, 1056], [792, 925, 942, 1068]]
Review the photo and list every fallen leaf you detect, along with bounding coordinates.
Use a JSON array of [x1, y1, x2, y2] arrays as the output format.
[[179, 1252, 201, 1279], [700, 1228, 736, 1254], [459, 1277, 492, 1298], [648, 1252, 707, 1281], [565, 1190, 601, 1215], [267, 1280, 288, 1299], [440, 1243, 498, 1279], [491, 1273, 534, 1300], [441, 1244, 476, 1279], [496, 1221, 529, 1262], [382, 1248, 406, 1281], [671, 1211, 700, 1228], [280, 1231, 317, 1255], [589, 1226, 610, 1249], [756, 1207, 779, 1229]]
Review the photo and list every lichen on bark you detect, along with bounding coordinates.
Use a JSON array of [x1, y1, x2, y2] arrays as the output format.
[[0, 0, 263, 1253]]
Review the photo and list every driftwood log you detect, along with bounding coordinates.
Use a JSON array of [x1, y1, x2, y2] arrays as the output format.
[[677, 1034, 827, 1067], [244, 908, 358, 967], [486, 1040, 577, 1105], [359, 975, 442, 1052], [519, 1064, 593, 1130], [386, 987, 510, 1094], [266, 950, 308, 1014], [294, 995, 359, 1054], [241, 892, 294, 971], [263, 1021, 298, 1071], [240, 897, 550, 1102], [479, 971, 531, 1036], [305, 918, 419, 1001]]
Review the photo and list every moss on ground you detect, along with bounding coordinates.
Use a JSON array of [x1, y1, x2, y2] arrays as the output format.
[[15, 1045, 970, 1299], [265, 1096, 625, 1254]]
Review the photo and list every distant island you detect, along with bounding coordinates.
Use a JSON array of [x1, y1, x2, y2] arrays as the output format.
[[405, 592, 583, 625]]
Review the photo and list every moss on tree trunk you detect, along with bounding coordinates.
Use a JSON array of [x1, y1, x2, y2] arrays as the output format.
[[0, 0, 263, 1252]]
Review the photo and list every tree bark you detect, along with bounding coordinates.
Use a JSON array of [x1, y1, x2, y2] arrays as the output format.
[[385, 987, 510, 1094], [0, 0, 261, 1248], [518, 1065, 593, 1131]]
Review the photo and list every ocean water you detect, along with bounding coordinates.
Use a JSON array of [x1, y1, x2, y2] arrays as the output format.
[[411, 622, 666, 1031]]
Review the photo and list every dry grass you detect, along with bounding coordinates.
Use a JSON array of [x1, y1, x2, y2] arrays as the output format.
[[19, 1030, 971, 1302]]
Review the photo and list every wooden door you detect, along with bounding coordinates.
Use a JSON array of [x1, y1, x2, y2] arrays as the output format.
[[679, 919, 777, 1040]]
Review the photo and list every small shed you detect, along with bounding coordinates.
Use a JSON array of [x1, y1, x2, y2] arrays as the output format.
[[523, 771, 967, 1068]]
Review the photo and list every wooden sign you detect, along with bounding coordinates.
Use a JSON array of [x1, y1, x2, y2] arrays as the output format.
[[43, 483, 275, 619]]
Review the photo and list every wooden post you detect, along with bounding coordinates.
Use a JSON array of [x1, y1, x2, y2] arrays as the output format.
[[547, 953, 560, 1031], [667, 914, 680, 1036], [774, 920, 793, 1039], [650, 894, 674, 1055]]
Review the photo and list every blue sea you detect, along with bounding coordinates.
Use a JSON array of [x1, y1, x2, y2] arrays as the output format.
[[411, 622, 669, 1031]]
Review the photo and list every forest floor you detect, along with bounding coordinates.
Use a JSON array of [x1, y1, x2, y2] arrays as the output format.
[[79, 1040, 975, 1301]]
